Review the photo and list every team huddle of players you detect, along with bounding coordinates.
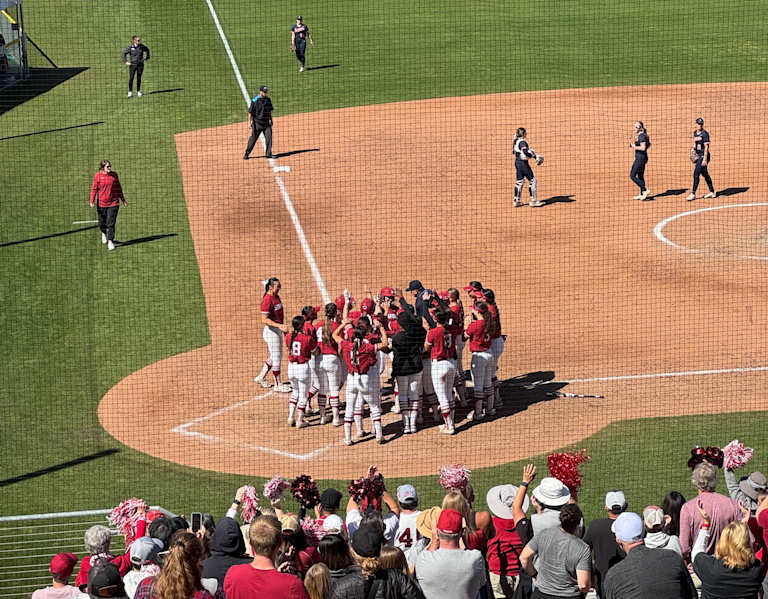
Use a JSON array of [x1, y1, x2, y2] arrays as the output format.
[[253, 278, 505, 446]]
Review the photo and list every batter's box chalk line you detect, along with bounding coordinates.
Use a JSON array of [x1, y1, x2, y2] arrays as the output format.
[[170, 389, 336, 460], [654, 203, 768, 260]]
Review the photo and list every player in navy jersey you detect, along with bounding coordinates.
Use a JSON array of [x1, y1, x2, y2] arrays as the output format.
[[687, 117, 716, 201], [512, 127, 544, 207], [629, 121, 651, 200], [290, 16, 314, 73]]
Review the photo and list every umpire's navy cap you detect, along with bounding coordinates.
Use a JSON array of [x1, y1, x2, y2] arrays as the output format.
[[695, 117, 704, 124], [259, 85, 268, 92], [296, 15, 303, 20], [406, 280, 423, 292]]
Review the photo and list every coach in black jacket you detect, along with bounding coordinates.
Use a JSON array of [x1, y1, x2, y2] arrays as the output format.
[[243, 85, 274, 159], [122, 36, 150, 97]]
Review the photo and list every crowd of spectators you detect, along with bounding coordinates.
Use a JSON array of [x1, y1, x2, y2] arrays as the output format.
[[30, 458, 768, 599]]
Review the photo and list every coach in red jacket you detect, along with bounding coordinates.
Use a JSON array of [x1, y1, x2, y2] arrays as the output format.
[[90, 159, 127, 251]]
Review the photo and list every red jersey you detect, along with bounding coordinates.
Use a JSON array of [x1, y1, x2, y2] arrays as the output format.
[[302, 320, 316, 337], [89, 171, 125, 208], [487, 303, 502, 339], [261, 293, 284, 324], [449, 303, 465, 333], [426, 326, 457, 361], [315, 321, 340, 355], [339, 339, 377, 374], [285, 332, 317, 363], [465, 319, 492, 352]]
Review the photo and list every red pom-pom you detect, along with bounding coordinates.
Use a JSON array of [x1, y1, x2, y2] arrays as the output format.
[[688, 445, 723, 469], [547, 450, 590, 496], [291, 474, 320, 509]]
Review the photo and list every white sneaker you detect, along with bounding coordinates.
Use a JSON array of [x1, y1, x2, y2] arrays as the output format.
[[440, 425, 454, 435], [332, 418, 341, 427], [107, 241, 116, 251], [530, 200, 545, 207], [274, 383, 292, 393], [295, 419, 307, 429], [633, 193, 643, 200], [513, 200, 523, 207], [320, 412, 327, 425], [376, 435, 384, 444], [101, 233, 107, 244], [640, 189, 651, 201], [137, 91, 143, 97], [254, 375, 272, 388], [128, 91, 132, 98], [343, 438, 353, 446], [299, 66, 305, 73], [686, 192, 696, 201], [287, 417, 294, 427], [703, 191, 716, 199]]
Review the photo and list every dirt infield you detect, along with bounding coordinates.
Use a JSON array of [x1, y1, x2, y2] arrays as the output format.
[[98, 82, 768, 479]]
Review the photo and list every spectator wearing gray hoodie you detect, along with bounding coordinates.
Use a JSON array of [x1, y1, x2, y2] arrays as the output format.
[[643, 506, 683, 557]]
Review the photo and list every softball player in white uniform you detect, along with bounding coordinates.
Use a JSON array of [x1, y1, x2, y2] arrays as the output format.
[[316, 302, 343, 426]]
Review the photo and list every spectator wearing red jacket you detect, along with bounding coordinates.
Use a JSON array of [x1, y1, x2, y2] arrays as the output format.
[[89, 159, 127, 251]]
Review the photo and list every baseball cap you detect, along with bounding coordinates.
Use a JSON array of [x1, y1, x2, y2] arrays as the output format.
[[148, 516, 173, 550], [296, 15, 303, 20], [396, 484, 418, 504], [87, 561, 127, 599], [322, 514, 344, 535], [463, 281, 483, 292], [436, 508, 463, 535], [130, 537, 163, 566], [259, 85, 268, 92], [351, 524, 383, 558], [360, 298, 374, 314], [405, 280, 423, 292], [380, 286, 394, 297], [438, 290, 450, 300], [642, 505, 665, 530], [50, 552, 78, 580], [320, 488, 343, 510], [605, 490, 627, 513], [280, 515, 300, 534], [611, 512, 644, 542], [695, 117, 704, 124]]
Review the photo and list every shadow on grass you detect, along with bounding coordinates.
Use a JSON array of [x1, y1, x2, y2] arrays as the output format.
[[0, 225, 98, 248], [116, 233, 177, 248], [717, 187, 749, 197], [0, 449, 120, 487], [145, 87, 184, 96], [0, 67, 88, 117], [304, 64, 340, 71], [0, 121, 104, 142]]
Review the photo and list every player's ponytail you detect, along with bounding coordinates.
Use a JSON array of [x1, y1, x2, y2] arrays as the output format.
[[290, 315, 305, 350], [264, 277, 280, 296], [482, 289, 500, 335], [323, 303, 337, 345], [476, 301, 493, 337], [351, 326, 365, 368]]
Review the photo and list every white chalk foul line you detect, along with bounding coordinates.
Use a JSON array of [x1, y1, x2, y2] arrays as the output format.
[[72, 220, 98, 224], [204, 0, 329, 303], [560, 365, 768, 384], [170, 389, 336, 460], [653, 203, 768, 260]]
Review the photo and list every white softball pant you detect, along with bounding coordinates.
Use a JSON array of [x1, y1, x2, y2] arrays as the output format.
[[344, 372, 381, 423], [309, 352, 321, 392], [470, 351, 494, 398], [395, 373, 422, 411], [319, 354, 342, 407], [262, 325, 283, 372], [431, 359, 457, 413], [288, 361, 311, 410], [455, 336, 466, 376], [490, 336, 505, 376]]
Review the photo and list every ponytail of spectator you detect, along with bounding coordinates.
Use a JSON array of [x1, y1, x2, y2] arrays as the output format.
[[153, 532, 203, 599], [662, 491, 686, 536]]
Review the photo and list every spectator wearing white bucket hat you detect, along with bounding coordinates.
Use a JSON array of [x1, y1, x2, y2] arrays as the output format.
[[530, 477, 571, 536], [485, 464, 535, 598]]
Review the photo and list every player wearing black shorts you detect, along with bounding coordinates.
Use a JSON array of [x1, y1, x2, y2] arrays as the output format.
[[291, 16, 314, 73], [629, 121, 651, 200], [687, 117, 716, 201], [513, 127, 544, 207]]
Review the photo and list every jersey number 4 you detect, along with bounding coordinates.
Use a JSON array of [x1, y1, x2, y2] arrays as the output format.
[[397, 528, 421, 548]]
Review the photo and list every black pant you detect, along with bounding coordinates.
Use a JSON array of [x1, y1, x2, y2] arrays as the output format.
[[295, 41, 307, 67], [630, 153, 648, 190], [692, 155, 714, 193], [97, 205, 119, 241], [244, 121, 273, 157], [129, 63, 144, 91]]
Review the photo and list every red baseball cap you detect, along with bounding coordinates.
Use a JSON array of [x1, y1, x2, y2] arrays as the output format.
[[146, 509, 165, 522], [360, 298, 374, 314], [470, 290, 484, 300], [380, 286, 394, 297], [335, 294, 356, 311], [436, 509, 463, 535], [438, 289, 450, 300], [50, 552, 78, 579], [463, 281, 483, 292]]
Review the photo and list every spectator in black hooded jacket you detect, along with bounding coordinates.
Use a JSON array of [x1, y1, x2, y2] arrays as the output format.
[[202, 517, 252, 587], [391, 307, 426, 435]]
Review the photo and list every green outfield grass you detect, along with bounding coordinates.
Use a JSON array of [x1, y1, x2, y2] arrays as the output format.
[[2, 0, 767, 525]]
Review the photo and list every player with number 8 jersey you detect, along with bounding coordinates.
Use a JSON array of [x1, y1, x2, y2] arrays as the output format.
[[285, 315, 317, 429]]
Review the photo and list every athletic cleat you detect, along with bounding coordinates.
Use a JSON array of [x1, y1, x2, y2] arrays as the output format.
[[243, 155, 249, 161], [101, 233, 107, 244], [633, 193, 643, 200], [353, 430, 369, 441], [640, 189, 651, 201], [343, 438, 353, 446], [128, 91, 133, 98], [703, 191, 716, 199], [513, 200, 523, 207], [440, 425, 455, 435], [107, 241, 116, 251], [487, 409, 497, 417], [274, 383, 292, 393], [295, 420, 307, 429], [530, 200, 545, 207], [319, 414, 327, 425], [376, 435, 384, 444], [299, 66, 305, 73], [137, 91, 143, 97], [287, 417, 294, 427], [332, 418, 341, 427], [686, 193, 696, 201]]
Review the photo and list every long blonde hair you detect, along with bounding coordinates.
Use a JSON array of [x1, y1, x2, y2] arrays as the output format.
[[715, 521, 755, 570], [304, 563, 331, 599], [153, 532, 202, 599], [442, 491, 475, 533]]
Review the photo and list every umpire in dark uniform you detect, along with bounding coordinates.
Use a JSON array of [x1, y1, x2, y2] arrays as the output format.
[[122, 36, 150, 97], [243, 85, 274, 160]]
